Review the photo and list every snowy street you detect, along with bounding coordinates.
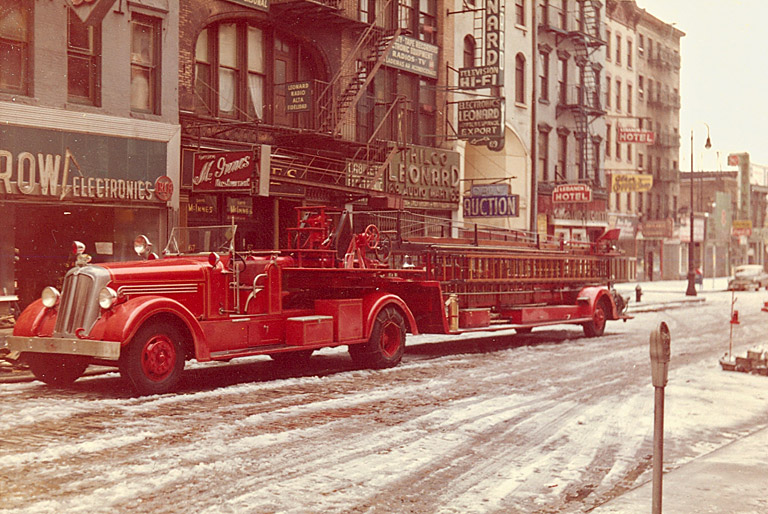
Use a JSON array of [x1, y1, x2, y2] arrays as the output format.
[[2, 284, 768, 513]]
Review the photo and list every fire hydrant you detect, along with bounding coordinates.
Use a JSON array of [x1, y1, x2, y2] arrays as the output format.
[[635, 285, 643, 303]]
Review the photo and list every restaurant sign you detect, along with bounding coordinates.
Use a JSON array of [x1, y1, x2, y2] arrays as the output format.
[[193, 151, 255, 192]]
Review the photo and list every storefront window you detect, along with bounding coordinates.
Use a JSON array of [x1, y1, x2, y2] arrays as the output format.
[[0, 0, 32, 95]]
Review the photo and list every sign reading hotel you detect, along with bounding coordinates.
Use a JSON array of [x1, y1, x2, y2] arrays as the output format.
[[611, 173, 653, 193], [285, 81, 311, 113], [384, 36, 438, 79], [617, 128, 655, 144], [387, 146, 460, 207], [463, 183, 519, 218], [552, 183, 592, 203], [193, 150, 255, 192]]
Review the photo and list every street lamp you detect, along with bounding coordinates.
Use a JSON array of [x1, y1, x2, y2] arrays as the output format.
[[686, 125, 712, 296]]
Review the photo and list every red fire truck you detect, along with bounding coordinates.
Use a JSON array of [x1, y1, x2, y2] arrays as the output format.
[[8, 207, 633, 395]]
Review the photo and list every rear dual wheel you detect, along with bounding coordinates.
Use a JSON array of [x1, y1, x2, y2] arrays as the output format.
[[350, 306, 406, 369]]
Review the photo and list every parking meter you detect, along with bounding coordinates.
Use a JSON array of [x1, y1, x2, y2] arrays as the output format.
[[650, 322, 671, 387]]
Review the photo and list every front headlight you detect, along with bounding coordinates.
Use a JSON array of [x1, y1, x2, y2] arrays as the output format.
[[41, 287, 60, 308], [98, 287, 118, 309]]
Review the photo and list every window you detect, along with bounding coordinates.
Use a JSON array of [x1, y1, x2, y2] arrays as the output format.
[[627, 144, 632, 163], [615, 34, 621, 64], [540, 0, 549, 26], [195, 29, 212, 112], [615, 78, 621, 112], [68, 8, 101, 104], [557, 56, 567, 103], [418, 0, 437, 44], [615, 131, 621, 160], [557, 133, 567, 180], [627, 191, 632, 211], [638, 75, 644, 100], [557, 0, 567, 30], [605, 76, 611, 109], [418, 78, 436, 145], [647, 79, 654, 103], [575, 137, 583, 179], [539, 50, 549, 101], [605, 124, 611, 157], [463, 35, 475, 69], [131, 14, 161, 113], [627, 84, 632, 113], [0, 0, 32, 95], [638, 152, 644, 169], [248, 27, 265, 120], [515, 53, 525, 104], [605, 29, 611, 61], [639, 34, 645, 56], [615, 192, 621, 212], [648, 38, 653, 60], [627, 40, 633, 68], [515, 0, 525, 26], [538, 129, 549, 181], [217, 23, 238, 117]]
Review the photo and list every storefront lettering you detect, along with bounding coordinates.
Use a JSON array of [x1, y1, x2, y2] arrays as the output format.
[[0, 148, 161, 202]]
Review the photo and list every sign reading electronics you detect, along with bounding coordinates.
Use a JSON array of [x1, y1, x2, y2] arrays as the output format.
[[0, 148, 170, 203]]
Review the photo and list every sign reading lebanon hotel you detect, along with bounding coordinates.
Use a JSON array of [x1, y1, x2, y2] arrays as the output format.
[[0, 148, 170, 203], [552, 184, 592, 203]]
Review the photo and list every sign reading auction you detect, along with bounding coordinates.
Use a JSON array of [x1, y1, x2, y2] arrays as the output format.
[[463, 183, 519, 218], [384, 36, 438, 79], [611, 173, 653, 193], [552, 184, 592, 203], [617, 128, 655, 144], [193, 151, 255, 191]]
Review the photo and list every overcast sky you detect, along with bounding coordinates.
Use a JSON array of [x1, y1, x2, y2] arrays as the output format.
[[635, 0, 768, 170]]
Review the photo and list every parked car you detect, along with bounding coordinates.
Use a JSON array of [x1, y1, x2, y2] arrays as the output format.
[[728, 264, 768, 291]]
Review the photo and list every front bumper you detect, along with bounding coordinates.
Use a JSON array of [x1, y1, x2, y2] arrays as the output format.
[[6, 336, 121, 361]]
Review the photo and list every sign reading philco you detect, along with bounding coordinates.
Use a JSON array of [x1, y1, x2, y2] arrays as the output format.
[[617, 128, 655, 144], [0, 127, 169, 204], [193, 151, 255, 191], [285, 82, 311, 113], [458, 66, 501, 89], [611, 173, 653, 193], [732, 219, 753, 237], [552, 184, 592, 203], [384, 36, 438, 79], [387, 146, 460, 206], [464, 183, 519, 218]]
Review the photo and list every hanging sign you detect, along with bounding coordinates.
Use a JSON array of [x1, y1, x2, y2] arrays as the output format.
[[617, 128, 655, 144], [193, 150, 255, 191], [553, 184, 592, 203], [611, 173, 653, 193]]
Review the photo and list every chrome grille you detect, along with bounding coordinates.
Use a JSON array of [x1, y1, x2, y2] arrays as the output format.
[[54, 266, 110, 337]]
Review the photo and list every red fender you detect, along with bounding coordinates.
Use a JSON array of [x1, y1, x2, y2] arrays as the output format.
[[361, 292, 419, 340], [12, 299, 56, 337], [88, 296, 207, 358], [577, 286, 619, 320]]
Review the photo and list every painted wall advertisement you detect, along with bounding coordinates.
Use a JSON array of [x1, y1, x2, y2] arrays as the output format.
[[0, 126, 170, 204], [387, 146, 460, 208]]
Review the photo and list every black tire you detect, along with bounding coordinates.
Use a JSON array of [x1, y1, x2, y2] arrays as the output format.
[[120, 323, 185, 395], [349, 306, 406, 369], [25, 353, 89, 387], [583, 299, 609, 337], [515, 327, 533, 334], [269, 350, 313, 368]]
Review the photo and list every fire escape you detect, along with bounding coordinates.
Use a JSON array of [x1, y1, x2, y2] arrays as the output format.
[[543, 0, 606, 188], [270, 0, 407, 194]]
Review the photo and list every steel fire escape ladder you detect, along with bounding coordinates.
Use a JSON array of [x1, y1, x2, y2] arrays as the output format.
[[317, 0, 401, 138]]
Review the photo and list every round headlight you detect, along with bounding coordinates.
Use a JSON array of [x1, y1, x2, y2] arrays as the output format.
[[41, 287, 60, 308], [98, 287, 118, 309]]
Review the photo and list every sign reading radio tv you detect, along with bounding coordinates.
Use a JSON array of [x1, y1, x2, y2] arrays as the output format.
[[617, 128, 655, 144], [192, 151, 255, 191], [552, 184, 592, 203], [463, 184, 519, 218], [384, 36, 438, 79], [387, 146, 460, 207]]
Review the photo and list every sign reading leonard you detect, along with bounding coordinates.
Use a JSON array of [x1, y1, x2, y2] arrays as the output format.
[[457, 98, 505, 152], [387, 146, 460, 208]]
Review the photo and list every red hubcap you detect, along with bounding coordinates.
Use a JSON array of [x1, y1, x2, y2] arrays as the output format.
[[141, 335, 176, 382], [594, 306, 606, 330], [379, 321, 402, 358]]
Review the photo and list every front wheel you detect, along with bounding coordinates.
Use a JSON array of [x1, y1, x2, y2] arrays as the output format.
[[349, 306, 406, 369], [120, 323, 185, 395], [25, 353, 89, 387], [583, 299, 609, 337]]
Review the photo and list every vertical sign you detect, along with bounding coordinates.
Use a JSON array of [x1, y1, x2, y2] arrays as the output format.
[[485, 0, 504, 86]]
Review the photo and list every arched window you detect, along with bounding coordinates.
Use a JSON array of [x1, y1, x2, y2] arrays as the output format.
[[515, 53, 526, 104], [463, 35, 475, 69]]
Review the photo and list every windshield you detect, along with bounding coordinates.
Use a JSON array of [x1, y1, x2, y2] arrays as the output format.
[[164, 225, 237, 255]]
